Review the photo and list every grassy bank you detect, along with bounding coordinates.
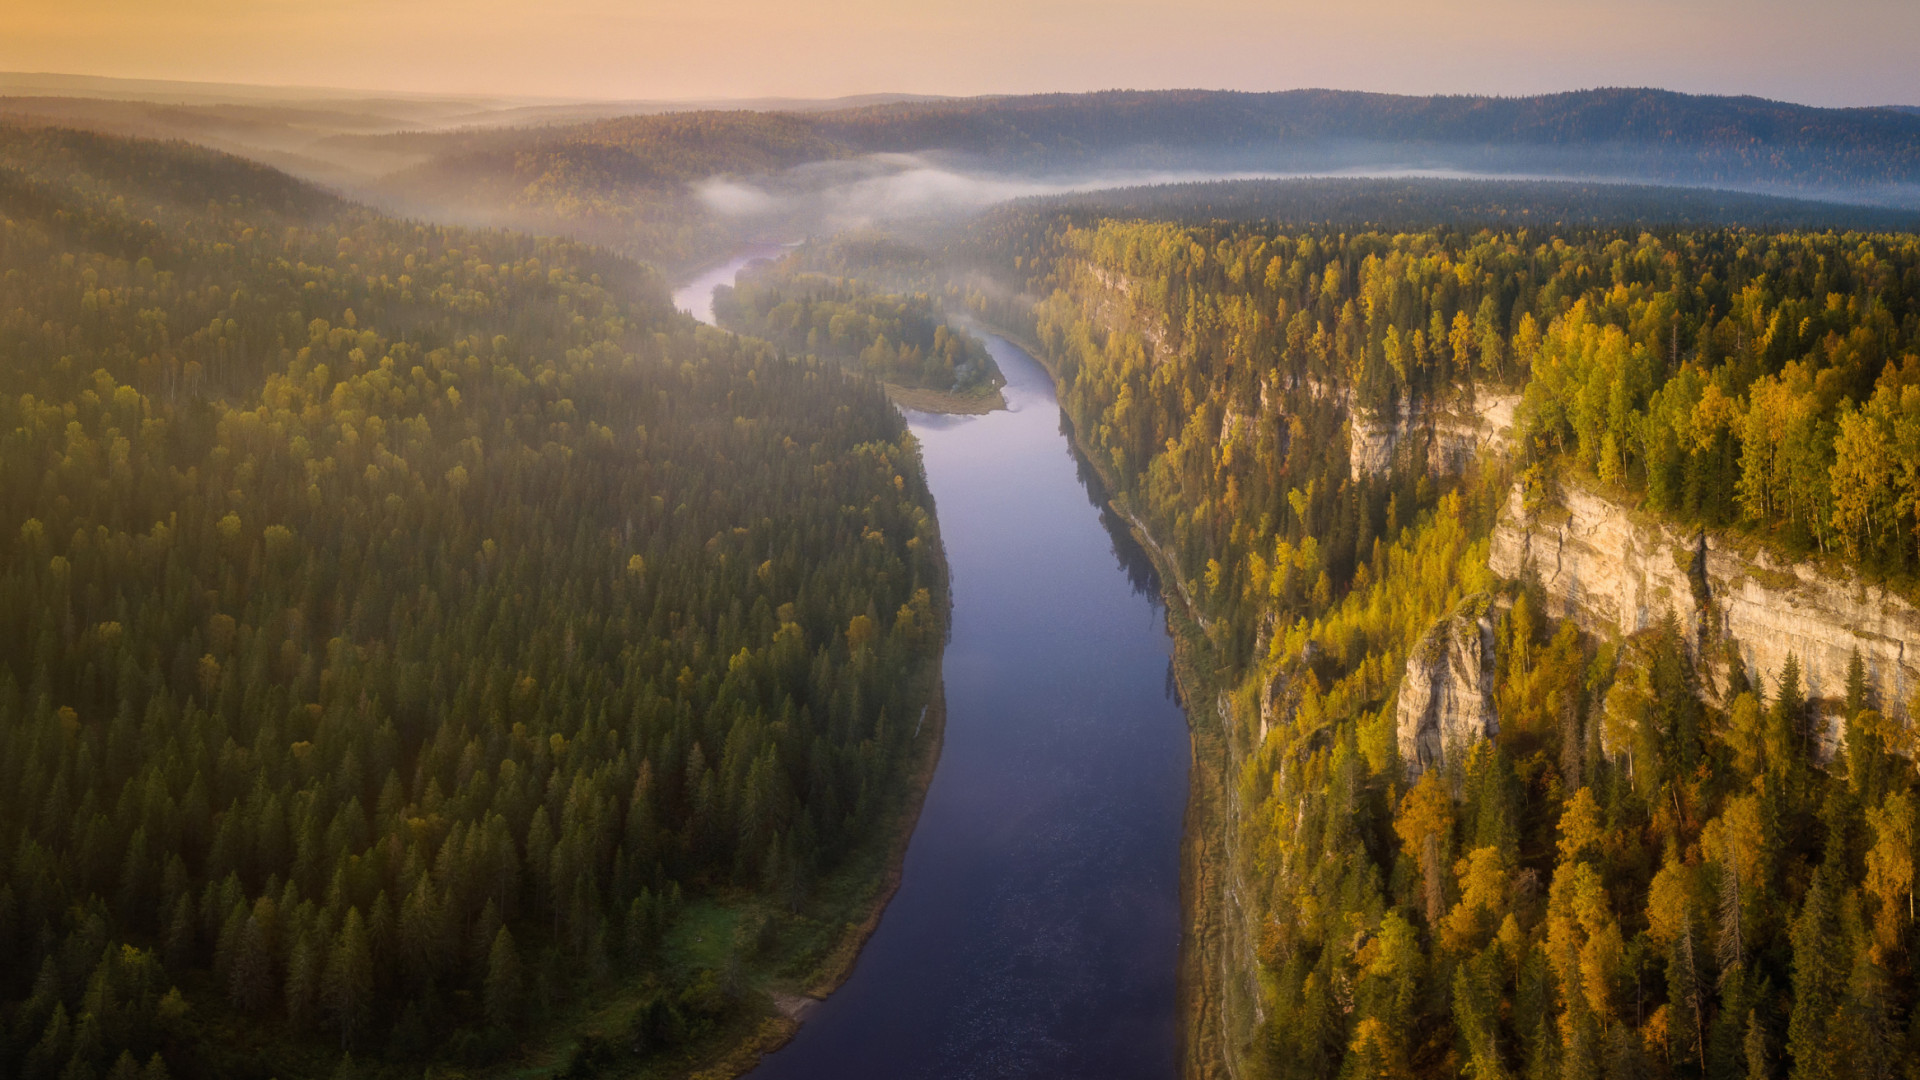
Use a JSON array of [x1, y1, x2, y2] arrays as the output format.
[[883, 382, 1007, 414]]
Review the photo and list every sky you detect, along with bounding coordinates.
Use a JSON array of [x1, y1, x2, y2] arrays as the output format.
[[4, 0, 1917, 107]]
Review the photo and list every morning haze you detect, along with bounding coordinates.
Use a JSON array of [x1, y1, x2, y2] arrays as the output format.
[[6, 6, 1920, 1080]]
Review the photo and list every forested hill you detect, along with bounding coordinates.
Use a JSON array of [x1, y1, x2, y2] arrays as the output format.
[[0, 122, 945, 1078], [982, 177, 1920, 233], [812, 88, 1920, 180], [992, 216, 1920, 1079], [712, 264, 1003, 398], [333, 87, 1920, 273], [377, 88, 1920, 186]]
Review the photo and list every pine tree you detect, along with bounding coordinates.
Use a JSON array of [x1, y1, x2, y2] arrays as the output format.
[[1453, 953, 1509, 1080], [1845, 649, 1870, 720], [25, 1003, 72, 1080], [1849, 711, 1893, 806], [227, 915, 272, 1014], [1787, 867, 1846, 1080], [1841, 939, 1895, 1080], [1772, 655, 1808, 763], [321, 909, 373, 1050], [285, 928, 320, 1031], [484, 926, 522, 1029]]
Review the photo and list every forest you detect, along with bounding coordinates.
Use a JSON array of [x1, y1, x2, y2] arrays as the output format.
[[367, 113, 844, 273], [0, 122, 945, 1079], [14, 70, 1920, 1080], [339, 88, 1920, 273], [806, 88, 1920, 182], [988, 178, 1920, 235], [711, 262, 1000, 396], [985, 213, 1920, 1079]]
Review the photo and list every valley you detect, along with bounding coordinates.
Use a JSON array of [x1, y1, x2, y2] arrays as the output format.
[[6, 71, 1920, 1080]]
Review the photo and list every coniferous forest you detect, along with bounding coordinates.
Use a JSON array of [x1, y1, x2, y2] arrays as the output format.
[[0, 124, 944, 1079], [10, 62, 1920, 1080], [713, 266, 1001, 395], [963, 212, 1920, 1080]]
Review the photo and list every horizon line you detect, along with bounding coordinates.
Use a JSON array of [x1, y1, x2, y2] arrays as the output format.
[[3, 70, 1915, 115]]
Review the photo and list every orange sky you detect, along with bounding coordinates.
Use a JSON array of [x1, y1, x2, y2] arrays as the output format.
[[4, 0, 1916, 106]]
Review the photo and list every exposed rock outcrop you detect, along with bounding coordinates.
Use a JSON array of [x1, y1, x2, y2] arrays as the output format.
[[1487, 482, 1705, 643], [1396, 597, 1499, 777], [1489, 479, 1920, 751], [1350, 391, 1520, 480], [1086, 265, 1171, 362]]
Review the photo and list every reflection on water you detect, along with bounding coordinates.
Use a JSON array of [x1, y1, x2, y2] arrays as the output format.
[[1060, 405, 1164, 604], [748, 334, 1189, 1080]]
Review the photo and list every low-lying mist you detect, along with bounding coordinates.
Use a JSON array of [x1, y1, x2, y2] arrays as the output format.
[[692, 153, 1319, 227], [687, 143, 1920, 245]]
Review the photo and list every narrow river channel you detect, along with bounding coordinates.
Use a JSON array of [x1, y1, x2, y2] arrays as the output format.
[[676, 265, 1189, 1079]]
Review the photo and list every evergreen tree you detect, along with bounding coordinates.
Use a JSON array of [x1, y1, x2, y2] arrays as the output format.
[[484, 927, 522, 1030], [1786, 867, 1847, 1080], [321, 911, 373, 1050]]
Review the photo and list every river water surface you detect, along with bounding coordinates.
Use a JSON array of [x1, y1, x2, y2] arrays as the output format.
[[673, 245, 790, 324], [675, 269, 1189, 1079]]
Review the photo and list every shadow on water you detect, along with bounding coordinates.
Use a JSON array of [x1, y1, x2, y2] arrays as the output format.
[[1058, 405, 1164, 606]]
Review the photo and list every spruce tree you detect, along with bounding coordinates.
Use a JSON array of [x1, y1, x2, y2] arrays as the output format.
[[484, 927, 522, 1030], [321, 910, 372, 1050], [1787, 867, 1846, 1080]]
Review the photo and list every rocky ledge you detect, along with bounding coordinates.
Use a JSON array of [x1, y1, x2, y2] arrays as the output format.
[[1487, 478, 1920, 750]]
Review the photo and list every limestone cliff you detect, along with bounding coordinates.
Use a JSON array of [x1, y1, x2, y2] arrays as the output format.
[[1085, 265, 1172, 362], [1395, 597, 1499, 777], [1349, 390, 1519, 480], [1488, 479, 1920, 749]]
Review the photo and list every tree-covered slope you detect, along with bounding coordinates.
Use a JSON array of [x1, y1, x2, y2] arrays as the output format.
[[987, 177, 1920, 234], [818, 88, 1920, 182], [713, 263, 1001, 396], [360, 89, 1920, 272], [0, 123, 944, 1079], [987, 214, 1920, 1080]]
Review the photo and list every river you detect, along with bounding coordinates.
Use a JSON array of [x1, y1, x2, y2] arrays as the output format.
[[672, 245, 791, 324], [675, 267, 1190, 1079]]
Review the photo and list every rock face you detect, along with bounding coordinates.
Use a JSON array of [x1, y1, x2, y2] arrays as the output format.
[[1086, 265, 1172, 362], [1489, 480, 1920, 746], [1397, 599, 1499, 777], [1487, 482, 1704, 643], [1350, 391, 1520, 480]]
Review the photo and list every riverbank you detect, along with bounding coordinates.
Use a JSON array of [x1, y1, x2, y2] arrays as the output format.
[[882, 382, 1007, 415], [685, 674, 952, 1080], [470, 645, 951, 1080], [682, 533, 957, 1080], [463, 350, 955, 1080], [1012, 327, 1239, 1080], [491, 641, 952, 1080]]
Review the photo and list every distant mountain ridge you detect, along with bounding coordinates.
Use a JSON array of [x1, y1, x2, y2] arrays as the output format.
[[804, 88, 1920, 183], [361, 86, 1920, 202], [19, 82, 1920, 272], [992, 176, 1920, 232]]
